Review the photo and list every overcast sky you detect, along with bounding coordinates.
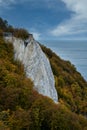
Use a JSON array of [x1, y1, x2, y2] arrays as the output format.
[[0, 0, 87, 40]]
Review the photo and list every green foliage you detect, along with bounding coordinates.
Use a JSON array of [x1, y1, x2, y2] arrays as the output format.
[[0, 36, 87, 130], [0, 17, 87, 129], [0, 29, 3, 37], [13, 28, 29, 40], [0, 17, 8, 31], [41, 44, 87, 115], [0, 17, 29, 40]]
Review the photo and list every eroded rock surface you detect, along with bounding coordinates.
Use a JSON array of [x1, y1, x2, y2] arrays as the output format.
[[5, 36, 58, 102]]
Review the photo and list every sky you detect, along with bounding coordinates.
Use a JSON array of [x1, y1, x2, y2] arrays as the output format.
[[0, 0, 87, 41]]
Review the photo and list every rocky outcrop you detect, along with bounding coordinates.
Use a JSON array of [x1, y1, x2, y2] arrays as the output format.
[[5, 36, 58, 102]]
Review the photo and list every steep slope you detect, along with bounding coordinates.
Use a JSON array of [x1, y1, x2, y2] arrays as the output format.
[[0, 37, 87, 130], [1, 17, 87, 130], [4, 36, 58, 102], [41, 45, 87, 115]]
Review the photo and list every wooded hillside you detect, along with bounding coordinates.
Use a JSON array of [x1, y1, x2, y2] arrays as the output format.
[[0, 17, 87, 130]]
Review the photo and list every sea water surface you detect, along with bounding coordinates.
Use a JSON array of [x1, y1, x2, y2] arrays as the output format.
[[41, 40, 87, 81]]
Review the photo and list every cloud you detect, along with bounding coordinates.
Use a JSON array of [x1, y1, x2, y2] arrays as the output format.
[[0, 0, 59, 10], [32, 32, 41, 40], [51, 0, 87, 38], [0, 0, 15, 8]]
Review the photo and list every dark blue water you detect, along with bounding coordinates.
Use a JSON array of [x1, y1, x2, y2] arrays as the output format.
[[41, 40, 87, 81]]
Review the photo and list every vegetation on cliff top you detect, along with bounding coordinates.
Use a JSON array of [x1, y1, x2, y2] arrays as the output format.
[[0, 17, 29, 39], [0, 17, 87, 130]]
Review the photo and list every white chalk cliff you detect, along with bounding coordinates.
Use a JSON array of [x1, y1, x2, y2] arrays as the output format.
[[5, 36, 58, 102]]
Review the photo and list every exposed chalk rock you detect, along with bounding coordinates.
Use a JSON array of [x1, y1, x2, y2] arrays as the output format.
[[4, 36, 58, 102]]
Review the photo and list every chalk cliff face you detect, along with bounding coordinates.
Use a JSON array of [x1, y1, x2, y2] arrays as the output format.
[[5, 36, 58, 102]]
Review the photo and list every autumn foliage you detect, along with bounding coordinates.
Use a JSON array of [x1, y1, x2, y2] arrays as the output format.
[[0, 17, 87, 130], [41, 45, 87, 116]]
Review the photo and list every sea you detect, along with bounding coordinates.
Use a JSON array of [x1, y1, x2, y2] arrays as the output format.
[[41, 40, 87, 81]]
